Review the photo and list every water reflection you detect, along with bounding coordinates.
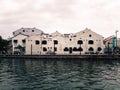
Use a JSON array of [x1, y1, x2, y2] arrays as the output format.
[[0, 59, 120, 90]]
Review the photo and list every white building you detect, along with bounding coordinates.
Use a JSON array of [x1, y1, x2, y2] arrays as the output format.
[[11, 27, 44, 54], [11, 33, 28, 54], [25, 28, 105, 55], [13, 27, 44, 36], [103, 35, 115, 48], [25, 35, 42, 55], [75, 28, 104, 54]]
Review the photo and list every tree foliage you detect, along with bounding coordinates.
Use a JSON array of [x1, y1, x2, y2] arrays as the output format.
[[0, 36, 9, 54], [16, 45, 25, 52]]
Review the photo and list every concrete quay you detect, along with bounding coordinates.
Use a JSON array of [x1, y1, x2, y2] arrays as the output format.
[[0, 54, 120, 60]]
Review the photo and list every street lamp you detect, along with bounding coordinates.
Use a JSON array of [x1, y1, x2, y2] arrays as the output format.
[[115, 30, 119, 48], [108, 42, 110, 55]]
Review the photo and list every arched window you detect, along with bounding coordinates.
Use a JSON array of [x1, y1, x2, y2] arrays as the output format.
[[88, 40, 94, 44], [43, 47, 47, 52], [97, 47, 102, 51], [88, 47, 94, 51], [42, 40, 47, 44], [54, 40, 58, 44], [64, 47, 69, 51], [78, 47, 83, 51], [13, 40, 18, 43], [73, 47, 78, 51], [77, 40, 83, 44]]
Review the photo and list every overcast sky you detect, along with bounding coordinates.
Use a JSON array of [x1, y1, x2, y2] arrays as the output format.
[[0, 0, 120, 39]]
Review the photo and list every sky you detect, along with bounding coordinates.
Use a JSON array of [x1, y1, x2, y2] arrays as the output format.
[[0, 0, 120, 39]]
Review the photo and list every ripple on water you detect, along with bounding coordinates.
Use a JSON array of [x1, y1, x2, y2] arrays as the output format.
[[0, 59, 120, 90]]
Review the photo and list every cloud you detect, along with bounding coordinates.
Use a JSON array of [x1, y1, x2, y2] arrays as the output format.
[[0, 0, 120, 38]]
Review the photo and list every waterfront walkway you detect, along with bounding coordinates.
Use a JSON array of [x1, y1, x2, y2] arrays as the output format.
[[0, 54, 120, 59]]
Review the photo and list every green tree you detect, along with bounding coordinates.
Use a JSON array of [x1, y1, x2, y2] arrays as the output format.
[[0, 36, 9, 54]]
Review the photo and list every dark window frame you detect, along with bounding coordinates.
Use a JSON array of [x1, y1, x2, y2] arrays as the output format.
[[42, 40, 47, 45], [64, 47, 69, 51], [78, 47, 83, 51], [13, 40, 18, 43], [43, 47, 47, 52], [88, 47, 94, 51], [97, 47, 102, 51], [54, 47, 57, 51], [54, 40, 58, 44], [73, 47, 78, 51], [35, 40, 40, 45], [89, 34, 92, 37], [32, 30, 34, 32], [77, 40, 83, 44], [23, 30, 25, 32], [88, 40, 94, 44], [22, 39, 26, 43]]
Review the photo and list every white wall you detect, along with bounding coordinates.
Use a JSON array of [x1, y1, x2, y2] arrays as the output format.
[[25, 28, 105, 55], [13, 28, 44, 36], [12, 34, 28, 54]]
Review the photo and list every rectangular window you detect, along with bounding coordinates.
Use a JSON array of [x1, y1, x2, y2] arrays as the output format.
[[42, 40, 47, 44], [22, 39, 26, 43], [88, 40, 94, 44], [13, 40, 18, 43], [54, 40, 58, 44], [54, 47, 57, 51], [35, 40, 40, 45], [43, 47, 47, 52]]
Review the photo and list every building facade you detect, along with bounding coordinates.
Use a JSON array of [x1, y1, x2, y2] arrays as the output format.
[[10, 28, 105, 55], [25, 28, 105, 55], [11, 27, 44, 54], [11, 33, 28, 54], [103, 36, 120, 53], [13, 27, 44, 36]]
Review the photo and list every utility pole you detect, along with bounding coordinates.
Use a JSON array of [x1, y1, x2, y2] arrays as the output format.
[[115, 30, 119, 48], [31, 44, 32, 55], [108, 42, 110, 55], [115, 30, 119, 54]]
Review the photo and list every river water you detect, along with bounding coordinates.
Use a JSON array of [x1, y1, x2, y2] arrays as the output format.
[[0, 59, 120, 90]]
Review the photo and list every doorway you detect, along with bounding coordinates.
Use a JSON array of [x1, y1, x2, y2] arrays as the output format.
[[69, 47, 72, 54]]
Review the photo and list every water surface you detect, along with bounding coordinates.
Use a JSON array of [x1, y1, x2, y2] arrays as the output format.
[[0, 59, 120, 90]]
